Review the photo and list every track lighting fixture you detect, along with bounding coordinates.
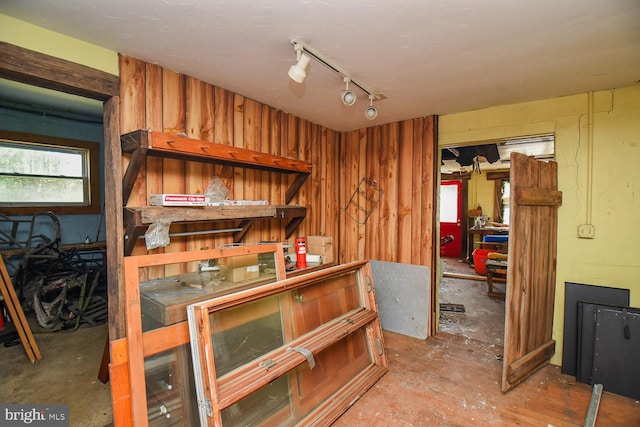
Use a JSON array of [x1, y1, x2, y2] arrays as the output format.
[[288, 38, 384, 120], [288, 48, 312, 83], [341, 77, 356, 106], [364, 95, 378, 120]]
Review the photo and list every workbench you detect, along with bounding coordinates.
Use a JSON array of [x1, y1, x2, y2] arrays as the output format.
[[466, 226, 509, 263]]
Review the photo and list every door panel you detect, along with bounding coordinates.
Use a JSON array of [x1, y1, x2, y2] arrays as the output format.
[[502, 152, 562, 392], [439, 180, 463, 258]]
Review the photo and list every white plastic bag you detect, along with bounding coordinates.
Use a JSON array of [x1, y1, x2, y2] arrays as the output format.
[[144, 219, 172, 250], [204, 176, 229, 202]]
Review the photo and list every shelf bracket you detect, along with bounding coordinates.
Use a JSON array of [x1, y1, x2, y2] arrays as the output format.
[[286, 173, 311, 204], [233, 219, 255, 243]]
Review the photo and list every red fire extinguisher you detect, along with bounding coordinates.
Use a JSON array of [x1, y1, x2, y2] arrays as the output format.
[[295, 237, 307, 269]]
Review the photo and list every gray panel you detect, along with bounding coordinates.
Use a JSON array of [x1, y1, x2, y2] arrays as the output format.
[[592, 308, 640, 400], [577, 303, 640, 384], [562, 282, 629, 376], [370, 260, 430, 339]]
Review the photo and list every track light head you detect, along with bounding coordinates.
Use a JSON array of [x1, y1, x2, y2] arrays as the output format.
[[364, 95, 378, 120], [288, 53, 311, 83], [364, 105, 377, 120], [340, 77, 356, 106], [341, 90, 356, 106]]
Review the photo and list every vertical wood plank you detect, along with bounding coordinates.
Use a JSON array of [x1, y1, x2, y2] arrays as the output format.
[[242, 97, 261, 243], [162, 69, 187, 276], [422, 116, 438, 335], [308, 123, 322, 236], [385, 123, 400, 262], [365, 126, 381, 261], [213, 87, 235, 248], [103, 95, 125, 340], [318, 126, 328, 235], [339, 130, 357, 263], [422, 116, 437, 268], [285, 113, 299, 248], [185, 77, 215, 254], [397, 120, 414, 264], [411, 118, 425, 266], [232, 94, 245, 203], [296, 119, 311, 238], [260, 104, 273, 242], [144, 63, 166, 278], [119, 56, 147, 212], [119, 55, 146, 135], [325, 129, 340, 245], [269, 108, 284, 241]]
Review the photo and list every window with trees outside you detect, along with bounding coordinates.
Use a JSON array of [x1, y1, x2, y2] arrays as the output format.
[[0, 131, 100, 215]]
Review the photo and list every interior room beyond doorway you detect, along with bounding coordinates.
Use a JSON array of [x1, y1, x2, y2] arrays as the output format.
[[438, 135, 555, 345]]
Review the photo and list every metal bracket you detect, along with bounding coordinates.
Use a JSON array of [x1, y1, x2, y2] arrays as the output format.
[[198, 398, 213, 417], [258, 359, 277, 371], [376, 338, 384, 356], [287, 346, 316, 369]]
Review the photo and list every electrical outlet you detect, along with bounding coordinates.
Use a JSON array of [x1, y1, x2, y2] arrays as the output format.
[[577, 224, 595, 239]]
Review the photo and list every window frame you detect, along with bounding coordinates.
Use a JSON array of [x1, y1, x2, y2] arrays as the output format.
[[487, 170, 510, 224], [0, 130, 100, 215]]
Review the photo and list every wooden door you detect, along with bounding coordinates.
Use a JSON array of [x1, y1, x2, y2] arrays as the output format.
[[502, 152, 562, 392]]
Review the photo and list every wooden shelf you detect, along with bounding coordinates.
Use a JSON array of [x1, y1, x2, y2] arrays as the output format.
[[120, 130, 312, 255], [123, 205, 306, 255], [121, 129, 312, 205]]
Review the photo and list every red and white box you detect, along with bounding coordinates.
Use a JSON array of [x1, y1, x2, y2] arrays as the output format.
[[150, 194, 208, 206]]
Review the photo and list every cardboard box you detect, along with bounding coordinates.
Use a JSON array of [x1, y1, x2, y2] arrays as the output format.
[[306, 235, 333, 248], [219, 253, 259, 268], [225, 264, 260, 282], [307, 244, 334, 264], [150, 193, 208, 206]]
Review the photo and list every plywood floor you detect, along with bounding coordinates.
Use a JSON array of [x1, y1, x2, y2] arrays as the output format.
[[334, 331, 640, 426]]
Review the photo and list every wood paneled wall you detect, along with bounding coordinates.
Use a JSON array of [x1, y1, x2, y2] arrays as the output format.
[[118, 54, 437, 276], [339, 119, 438, 267], [119, 55, 341, 257]]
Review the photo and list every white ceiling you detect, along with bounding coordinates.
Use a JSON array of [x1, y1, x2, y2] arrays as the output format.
[[1, 0, 639, 132]]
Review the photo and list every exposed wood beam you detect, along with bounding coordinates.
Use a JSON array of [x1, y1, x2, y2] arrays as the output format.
[[0, 41, 119, 100]]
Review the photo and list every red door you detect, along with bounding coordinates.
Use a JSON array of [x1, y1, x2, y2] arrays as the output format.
[[439, 180, 463, 258]]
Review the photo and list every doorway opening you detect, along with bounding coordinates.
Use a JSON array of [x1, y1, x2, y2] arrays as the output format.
[[437, 135, 555, 345], [0, 77, 113, 424]]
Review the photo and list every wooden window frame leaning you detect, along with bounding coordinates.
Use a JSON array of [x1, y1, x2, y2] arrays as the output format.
[[118, 243, 287, 426], [187, 260, 388, 426]]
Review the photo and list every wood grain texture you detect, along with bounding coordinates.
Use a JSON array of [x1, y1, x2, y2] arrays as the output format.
[[103, 96, 126, 340], [502, 152, 561, 391], [144, 63, 166, 279], [116, 53, 437, 339], [0, 42, 119, 100], [334, 331, 640, 427], [185, 77, 215, 255], [339, 117, 437, 271], [161, 69, 187, 276], [119, 55, 147, 213]]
